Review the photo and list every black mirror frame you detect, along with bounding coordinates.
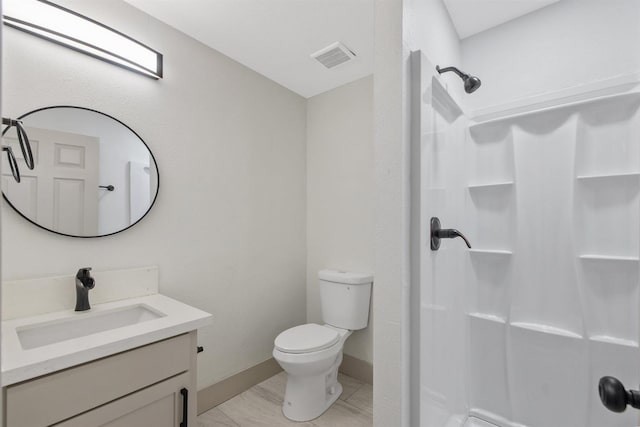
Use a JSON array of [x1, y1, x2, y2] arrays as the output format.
[[1, 105, 160, 238]]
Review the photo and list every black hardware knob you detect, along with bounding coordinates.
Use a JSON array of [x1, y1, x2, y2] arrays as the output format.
[[197, 346, 204, 353], [430, 217, 472, 250], [599, 376, 640, 412]]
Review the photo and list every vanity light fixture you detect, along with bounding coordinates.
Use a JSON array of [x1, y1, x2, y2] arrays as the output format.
[[3, 0, 163, 79]]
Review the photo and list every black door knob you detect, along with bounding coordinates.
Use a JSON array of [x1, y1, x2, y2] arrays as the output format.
[[599, 376, 640, 412]]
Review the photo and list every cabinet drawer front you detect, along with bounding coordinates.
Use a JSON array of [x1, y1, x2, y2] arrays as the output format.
[[6, 334, 191, 427], [54, 373, 190, 427]]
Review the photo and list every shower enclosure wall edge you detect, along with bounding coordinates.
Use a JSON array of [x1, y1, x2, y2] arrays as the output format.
[[409, 49, 424, 427]]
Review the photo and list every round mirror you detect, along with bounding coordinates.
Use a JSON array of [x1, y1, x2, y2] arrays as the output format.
[[1, 106, 159, 237]]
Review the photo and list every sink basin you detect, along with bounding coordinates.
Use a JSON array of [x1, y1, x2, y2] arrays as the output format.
[[2, 293, 212, 387], [16, 304, 165, 350]]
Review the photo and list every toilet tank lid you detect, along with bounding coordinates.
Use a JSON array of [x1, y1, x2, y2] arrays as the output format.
[[318, 269, 373, 285]]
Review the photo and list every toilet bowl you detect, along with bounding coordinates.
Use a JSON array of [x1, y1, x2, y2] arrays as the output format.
[[273, 324, 352, 421], [273, 270, 373, 421]]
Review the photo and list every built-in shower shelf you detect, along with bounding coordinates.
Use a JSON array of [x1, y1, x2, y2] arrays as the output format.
[[510, 322, 583, 339], [590, 335, 639, 348], [469, 249, 513, 256], [468, 312, 506, 324], [421, 131, 445, 141], [468, 117, 513, 131], [421, 303, 446, 312], [467, 181, 514, 191], [469, 89, 640, 129], [579, 254, 639, 262], [576, 172, 640, 182]]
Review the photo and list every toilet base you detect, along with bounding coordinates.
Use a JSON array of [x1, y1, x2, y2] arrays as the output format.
[[282, 371, 343, 422], [273, 325, 353, 421]]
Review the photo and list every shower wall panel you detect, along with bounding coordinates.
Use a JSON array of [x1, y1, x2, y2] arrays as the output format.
[[466, 94, 640, 427], [414, 50, 640, 427]]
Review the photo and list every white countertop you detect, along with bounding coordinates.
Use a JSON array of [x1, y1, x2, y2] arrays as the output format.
[[1, 294, 212, 386]]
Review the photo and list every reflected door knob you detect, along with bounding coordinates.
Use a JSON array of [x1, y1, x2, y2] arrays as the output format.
[[599, 376, 640, 412]]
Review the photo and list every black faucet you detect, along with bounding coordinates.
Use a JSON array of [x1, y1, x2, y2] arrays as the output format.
[[75, 267, 95, 311]]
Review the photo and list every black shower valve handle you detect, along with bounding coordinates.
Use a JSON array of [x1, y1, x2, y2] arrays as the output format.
[[436, 228, 472, 248], [430, 217, 472, 250]]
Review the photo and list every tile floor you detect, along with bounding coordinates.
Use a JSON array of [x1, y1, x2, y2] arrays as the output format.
[[198, 372, 373, 426]]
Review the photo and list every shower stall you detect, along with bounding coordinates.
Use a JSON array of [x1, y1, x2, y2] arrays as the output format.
[[409, 5, 640, 423]]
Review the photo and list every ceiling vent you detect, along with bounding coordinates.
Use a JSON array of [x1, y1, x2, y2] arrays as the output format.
[[311, 42, 356, 69]]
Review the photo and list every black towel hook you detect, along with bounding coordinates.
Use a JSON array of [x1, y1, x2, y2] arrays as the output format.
[[2, 117, 34, 170], [2, 146, 20, 183]]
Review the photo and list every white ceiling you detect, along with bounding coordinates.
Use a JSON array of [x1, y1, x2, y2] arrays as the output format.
[[123, 0, 374, 99], [124, 0, 561, 97], [443, 0, 561, 39]]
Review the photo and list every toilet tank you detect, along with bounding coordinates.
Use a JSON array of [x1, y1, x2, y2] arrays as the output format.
[[319, 269, 373, 330]]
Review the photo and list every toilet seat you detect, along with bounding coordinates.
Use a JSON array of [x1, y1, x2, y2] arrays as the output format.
[[274, 324, 340, 354]]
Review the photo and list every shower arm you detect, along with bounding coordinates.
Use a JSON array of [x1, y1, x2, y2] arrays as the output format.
[[435, 65, 469, 80]]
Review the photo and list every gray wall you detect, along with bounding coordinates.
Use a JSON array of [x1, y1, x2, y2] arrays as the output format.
[[462, 0, 640, 114], [306, 76, 374, 364], [2, 0, 307, 390]]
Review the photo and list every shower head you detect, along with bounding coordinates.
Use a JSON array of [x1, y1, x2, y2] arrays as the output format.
[[464, 75, 482, 94], [436, 65, 481, 94]]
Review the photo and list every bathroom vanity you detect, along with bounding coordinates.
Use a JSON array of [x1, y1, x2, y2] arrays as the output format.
[[1, 293, 212, 427]]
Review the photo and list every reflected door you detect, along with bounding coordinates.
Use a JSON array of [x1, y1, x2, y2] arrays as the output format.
[[2, 126, 99, 235]]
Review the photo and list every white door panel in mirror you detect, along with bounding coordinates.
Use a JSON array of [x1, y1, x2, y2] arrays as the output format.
[[1, 106, 159, 237]]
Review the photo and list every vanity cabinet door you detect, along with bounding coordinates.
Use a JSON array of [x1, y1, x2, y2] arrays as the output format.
[[5, 334, 192, 427], [54, 373, 190, 427]]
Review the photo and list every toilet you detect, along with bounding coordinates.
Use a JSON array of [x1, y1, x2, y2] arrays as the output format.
[[273, 269, 373, 421]]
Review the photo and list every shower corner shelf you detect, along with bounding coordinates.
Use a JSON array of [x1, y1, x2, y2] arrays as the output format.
[[589, 335, 639, 348], [421, 131, 445, 140], [468, 118, 506, 132], [469, 249, 513, 256], [421, 303, 446, 312], [467, 181, 514, 191], [576, 172, 640, 182], [510, 322, 583, 339], [469, 88, 640, 129], [578, 254, 640, 262], [468, 312, 506, 324]]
